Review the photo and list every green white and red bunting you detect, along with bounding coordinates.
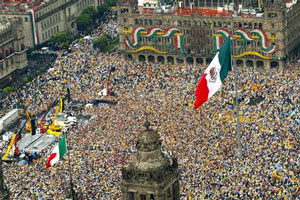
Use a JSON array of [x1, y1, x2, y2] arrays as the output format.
[[174, 35, 183, 50], [194, 37, 232, 110], [124, 26, 146, 49], [235, 28, 254, 42], [145, 27, 163, 37], [46, 135, 67, 169], [162, 27, 179, 38], [216, 29, 231, 39], [213, 36, 222, 50], [251, 29, 279, 54], [29, 9, 39, 46]]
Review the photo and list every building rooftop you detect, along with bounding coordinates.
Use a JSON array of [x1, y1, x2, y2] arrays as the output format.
[[174, 7, 234, 17], [140, 7, 263, 18], [138, 0, 299, 17], [0, 0, 43, 12]]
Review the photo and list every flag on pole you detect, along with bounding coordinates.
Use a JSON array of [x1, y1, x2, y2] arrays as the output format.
[[98, 88, 110, 96], [46, 135, 67, 169], [194, 37, 232, 110]]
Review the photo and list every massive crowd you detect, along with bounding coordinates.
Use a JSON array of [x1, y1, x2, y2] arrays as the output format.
[[0, 11, 300, 200]]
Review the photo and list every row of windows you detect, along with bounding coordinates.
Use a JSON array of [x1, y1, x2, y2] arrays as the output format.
[[0, 31, 13, 44], [134, 18, 264, 30], [125, 35, 277, 54], [0, 43, 26, 59], [36, 0, 65, 19], [0, 58, 13, 75], [1, 15, 29, 24], [77, 0, 95, 10], [36, 0, 95, 19], [42, 26, 59, 41], [0, 53, 26, 78], [184, 0, 236, 7], [41, 13, 61, 30]]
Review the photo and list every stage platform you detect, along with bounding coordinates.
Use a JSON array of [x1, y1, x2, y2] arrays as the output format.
[[17, 133, 57, 153]]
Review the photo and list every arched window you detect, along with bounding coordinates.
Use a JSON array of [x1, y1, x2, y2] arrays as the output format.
[[150, 194, 155, 200], [149, 19, 152, 25], [249, 23, 252, 29]]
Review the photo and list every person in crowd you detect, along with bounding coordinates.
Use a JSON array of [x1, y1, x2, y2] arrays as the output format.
[[1, 12, 299, 200]]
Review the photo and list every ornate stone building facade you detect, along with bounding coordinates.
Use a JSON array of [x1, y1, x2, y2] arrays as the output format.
[[0, 19, 28, 81], [117, 0, 300, 69], [121, 121, 180, 200], [0, 0, 102, 48]]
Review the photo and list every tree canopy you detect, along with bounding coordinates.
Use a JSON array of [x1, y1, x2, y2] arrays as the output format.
[[81, 6, 98, 20], [50, 31, 72, 44], [93, 34, 110, 51], [75, 14, 93, 32]]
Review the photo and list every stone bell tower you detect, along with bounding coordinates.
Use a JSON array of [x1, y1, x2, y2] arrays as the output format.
[[121, 121, 180, 200]]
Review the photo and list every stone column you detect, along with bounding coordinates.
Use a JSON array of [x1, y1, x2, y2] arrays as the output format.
[[278, 60, 283, 71], [243, 59, 246, 68], [253, 59, 257, 70], [203, 57, 207, 66], [266, 60, 271, 70], [145, 55, 149, 63]]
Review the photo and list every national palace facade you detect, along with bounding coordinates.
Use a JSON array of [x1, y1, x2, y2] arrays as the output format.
[[0, 0, 101, 48], [0, 19, 27, 80], [117, 0, 300, 69]]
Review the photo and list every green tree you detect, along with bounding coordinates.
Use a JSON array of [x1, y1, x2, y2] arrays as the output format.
[[2, 86, 12, 94], [82, 6, 98, 20], [76, 14, 93, 32], [61, 42, 70, 49], [93, 34, 118, 53], [50, 31, 72, 44], [97, 4, 109, 17], [23, 77, 30, 83], [93, 34, 109, 51]]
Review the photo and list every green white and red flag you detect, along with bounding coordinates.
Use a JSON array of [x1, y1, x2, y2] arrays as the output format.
[[194, 37, 232, 110], [46, 135, 67, 169]]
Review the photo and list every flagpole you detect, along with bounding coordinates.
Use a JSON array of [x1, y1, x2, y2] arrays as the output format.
[[231, 16, 242, 159], [106, 66, 115, 93], [66, 132, 75, 199]]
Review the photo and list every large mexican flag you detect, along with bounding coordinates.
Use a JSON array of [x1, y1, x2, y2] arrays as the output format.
[[194, 37, 232, 110], [46, 135, 67, 169]]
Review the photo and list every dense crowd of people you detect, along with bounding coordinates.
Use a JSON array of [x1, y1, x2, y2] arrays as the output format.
[[0, 11, 299, 200]]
